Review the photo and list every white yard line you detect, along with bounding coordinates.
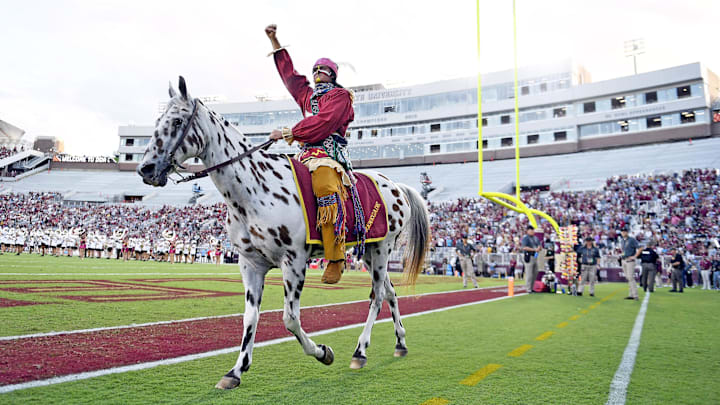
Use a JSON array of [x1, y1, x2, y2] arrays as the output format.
[[0, 285, 508, 341], [0, 293, 522, 394], [606, 292, 650, 405]]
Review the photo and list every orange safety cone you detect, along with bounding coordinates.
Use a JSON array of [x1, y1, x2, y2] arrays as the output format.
[[508, 276, 514, 296]]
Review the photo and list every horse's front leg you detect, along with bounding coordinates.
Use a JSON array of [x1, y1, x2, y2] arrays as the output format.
[[215, 259, 267, 390], [350, 250, 388, 369], [281, 257, 334, 365]]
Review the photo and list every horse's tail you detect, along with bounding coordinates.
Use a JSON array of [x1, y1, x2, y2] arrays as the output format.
[[397, 183, 430, 287]]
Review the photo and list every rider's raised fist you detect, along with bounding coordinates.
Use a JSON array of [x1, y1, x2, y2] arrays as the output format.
[[265, 24, 277, 39]]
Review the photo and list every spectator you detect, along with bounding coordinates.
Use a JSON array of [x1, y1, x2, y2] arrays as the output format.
[[699, 255, 712, 290], [712, 255, 720, 290], [619, 227, 640, 300]]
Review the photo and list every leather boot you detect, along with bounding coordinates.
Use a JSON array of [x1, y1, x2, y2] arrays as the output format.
[[321, 259, 345, 284]]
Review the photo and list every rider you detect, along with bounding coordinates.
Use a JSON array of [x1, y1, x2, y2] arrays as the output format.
[[420, 172, 431, 185], [265, 24, 354, 284]]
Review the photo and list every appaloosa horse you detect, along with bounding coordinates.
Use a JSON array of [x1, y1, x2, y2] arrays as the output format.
[[137, 77, 430, 389]]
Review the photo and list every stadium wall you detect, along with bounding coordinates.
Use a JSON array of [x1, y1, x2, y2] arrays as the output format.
[[114, 127, 709, 171], [352, 142, 579, 168], [712, 122, 720, 136], [50, 162, 119, 171], [578, 124, 710, 150]]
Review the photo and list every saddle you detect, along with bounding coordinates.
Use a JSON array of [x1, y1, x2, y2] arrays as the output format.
[[286, 157, 388, 246]]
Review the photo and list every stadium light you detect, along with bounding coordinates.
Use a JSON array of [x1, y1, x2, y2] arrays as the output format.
[[624, 38, 645, 75]]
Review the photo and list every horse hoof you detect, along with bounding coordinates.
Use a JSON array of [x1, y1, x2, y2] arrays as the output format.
[[317, 344, 334, 366], [349, 356, 367, 369], [394, 348, 408, 357], [215, 376, 241, 390]]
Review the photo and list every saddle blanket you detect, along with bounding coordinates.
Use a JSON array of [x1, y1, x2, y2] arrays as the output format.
[[287, 156, 388, 246]]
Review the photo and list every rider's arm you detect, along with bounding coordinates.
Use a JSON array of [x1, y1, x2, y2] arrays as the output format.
[[266, 24, 312, 113], [290, 89, 353, 144], [273, 49, 312, 114]]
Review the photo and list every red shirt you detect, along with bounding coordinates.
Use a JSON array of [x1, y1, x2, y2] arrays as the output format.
[[273, 49, 354, 144]]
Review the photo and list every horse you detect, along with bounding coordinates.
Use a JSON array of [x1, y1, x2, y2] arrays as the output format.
[[137, 77, 430, 389]]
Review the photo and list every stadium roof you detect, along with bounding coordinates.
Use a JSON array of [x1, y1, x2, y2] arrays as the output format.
[[0, 119, 25, 144], [2, 138, 719, 205]]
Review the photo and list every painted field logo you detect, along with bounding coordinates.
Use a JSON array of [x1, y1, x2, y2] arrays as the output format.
[[0, 280, 241, 303], [0, 276, 382, 305]]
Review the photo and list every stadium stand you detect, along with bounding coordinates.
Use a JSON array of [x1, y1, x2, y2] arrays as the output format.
[[1, 169, 718, 279]]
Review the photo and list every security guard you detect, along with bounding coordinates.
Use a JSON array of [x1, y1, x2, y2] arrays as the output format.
[[577, 237, 600, 296], [521, 226, 542, 293], [639, 241, 659, 293]]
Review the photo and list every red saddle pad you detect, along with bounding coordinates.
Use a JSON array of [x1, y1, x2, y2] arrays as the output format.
[[287, 157, 389, 245]]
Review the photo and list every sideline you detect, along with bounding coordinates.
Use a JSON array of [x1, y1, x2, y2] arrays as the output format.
[[606, 292, 650, 405], [0, 292, 521, 394], [0, 285, 509, 341]]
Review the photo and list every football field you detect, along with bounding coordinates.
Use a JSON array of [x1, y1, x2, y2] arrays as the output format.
[[0, 255, 717, 404]]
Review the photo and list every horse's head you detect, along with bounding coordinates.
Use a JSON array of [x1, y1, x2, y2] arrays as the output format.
[[137, 76, 205, 187]]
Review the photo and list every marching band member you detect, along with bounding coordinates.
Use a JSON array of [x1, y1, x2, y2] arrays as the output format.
[[189, 239, 197, 264], [15, 228, 27, 255], [1, 227, 10, 253], [183, 239, 190, 264], [176, 239, 185, 263]]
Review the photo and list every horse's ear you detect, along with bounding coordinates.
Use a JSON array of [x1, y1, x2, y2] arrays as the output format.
[[178, 76, 188, 100], [168, 81, 177, 98]]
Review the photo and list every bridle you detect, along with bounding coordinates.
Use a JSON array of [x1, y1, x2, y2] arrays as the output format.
[[166, 98, 201, 173], [163, 98, 275, 184]]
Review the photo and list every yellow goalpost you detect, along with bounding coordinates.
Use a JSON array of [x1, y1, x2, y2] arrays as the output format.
[[476, 0, 560, 233]]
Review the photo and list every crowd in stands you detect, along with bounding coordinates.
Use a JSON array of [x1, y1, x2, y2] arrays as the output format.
[[428, 168, 719, 285], [1, 169, 719, 279], [0, 146, 22, 160], [429, 169, 718, 253]]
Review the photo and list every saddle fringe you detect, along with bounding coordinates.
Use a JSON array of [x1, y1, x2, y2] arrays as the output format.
[[316, 196, 347, 245]]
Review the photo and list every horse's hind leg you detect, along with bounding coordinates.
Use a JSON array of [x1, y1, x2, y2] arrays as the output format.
[[350, 249, 388, 369], [383, 275, 408, 357], [216, 260, 267, 390], [281, 258, 334, 365]]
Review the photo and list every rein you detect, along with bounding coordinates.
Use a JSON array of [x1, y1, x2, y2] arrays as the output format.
[[168, 97, 276, 184], [171, 139, 275, 184]]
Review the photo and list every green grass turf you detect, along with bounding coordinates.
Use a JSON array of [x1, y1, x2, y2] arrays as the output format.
[[8, 284, 718, 404], [627, 287, 720, 405], [0, 256, 720, 404], [0, 254, 505, 336], [4, 255, 717, 404]]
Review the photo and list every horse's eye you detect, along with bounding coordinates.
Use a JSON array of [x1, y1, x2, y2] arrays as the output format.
[[174, 119, 183, 127]]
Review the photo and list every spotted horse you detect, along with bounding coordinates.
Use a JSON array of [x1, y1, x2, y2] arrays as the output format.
[[137, 77, 430, 389]]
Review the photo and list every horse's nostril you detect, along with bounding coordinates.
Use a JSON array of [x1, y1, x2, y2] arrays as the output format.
[[139, 163, 156, 177]]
